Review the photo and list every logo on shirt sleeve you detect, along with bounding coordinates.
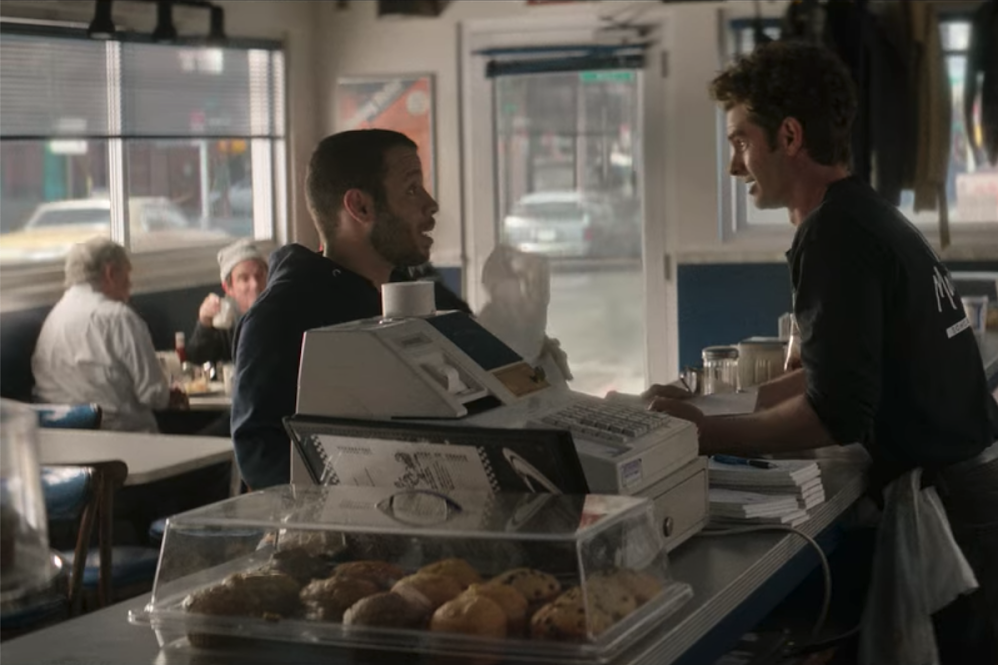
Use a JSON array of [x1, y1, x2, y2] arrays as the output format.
[[932, 266, 958, 313]]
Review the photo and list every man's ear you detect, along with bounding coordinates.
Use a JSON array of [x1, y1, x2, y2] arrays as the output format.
[[781, 117, 805, 157], [343, 188, 376, 225]]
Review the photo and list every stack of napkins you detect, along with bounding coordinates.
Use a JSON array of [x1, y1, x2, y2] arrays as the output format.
[[708, 458, 824, 527]]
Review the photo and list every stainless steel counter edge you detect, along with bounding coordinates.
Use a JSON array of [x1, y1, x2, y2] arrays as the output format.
[[618, 453, 868, 665]]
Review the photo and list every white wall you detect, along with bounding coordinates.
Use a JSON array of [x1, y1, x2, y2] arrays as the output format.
[[0, 0, 322, 250]]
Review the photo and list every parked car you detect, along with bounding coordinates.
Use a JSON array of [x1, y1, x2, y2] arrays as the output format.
[[0, 197, 232, 262], [502, 191, 641, 259]]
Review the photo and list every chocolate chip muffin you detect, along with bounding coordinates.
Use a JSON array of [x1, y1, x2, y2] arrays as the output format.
[[491, 568, 561, 606], [418, 558, 482, 590], [342, 591, 427, 629], [530, 597, 613, 642], [300, 575, 380, 622]]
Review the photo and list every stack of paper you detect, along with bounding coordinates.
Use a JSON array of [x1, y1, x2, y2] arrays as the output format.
[[707, 458, 825, 527]]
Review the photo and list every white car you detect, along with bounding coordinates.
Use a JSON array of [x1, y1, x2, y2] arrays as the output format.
[[0, 197, 232, 262]]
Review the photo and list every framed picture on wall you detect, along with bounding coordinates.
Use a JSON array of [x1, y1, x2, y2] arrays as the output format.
[[336, 74, 437, 196]]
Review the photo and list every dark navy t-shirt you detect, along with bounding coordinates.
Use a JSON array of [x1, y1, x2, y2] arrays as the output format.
[[788, 177, 998, 477]]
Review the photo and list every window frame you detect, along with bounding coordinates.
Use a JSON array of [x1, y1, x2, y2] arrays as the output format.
[[0, 21, 287, 309], [716, 10, 998, 255]]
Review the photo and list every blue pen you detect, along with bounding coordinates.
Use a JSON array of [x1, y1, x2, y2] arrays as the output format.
[[712, 454, 776, 469]]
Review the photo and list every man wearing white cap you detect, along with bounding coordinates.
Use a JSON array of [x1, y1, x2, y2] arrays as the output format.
[[187, 238, 268, 364]]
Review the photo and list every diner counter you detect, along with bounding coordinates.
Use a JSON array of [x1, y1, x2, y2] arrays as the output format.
[[981, 331, 998, 390], [1, 449, 869, 665]]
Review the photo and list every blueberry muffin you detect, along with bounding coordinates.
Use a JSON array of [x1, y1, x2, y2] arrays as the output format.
[[301, 575, 380, 622]]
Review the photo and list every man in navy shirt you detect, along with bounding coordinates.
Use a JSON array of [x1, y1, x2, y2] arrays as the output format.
[[650, 42, 997, 662], [231, 130, 469, 491]]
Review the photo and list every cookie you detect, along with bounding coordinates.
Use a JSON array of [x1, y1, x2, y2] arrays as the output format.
[[558, 579, 637, 623], [301, 575, 380, 622], [333, 560, 406, 590], [430, 594, 507, 639], [392, 573, 463, 613], [463, 583, 528, 636], [264, 547, 333, 587], [607, 568, 663, 605], [491, 568, 561, 605], [529, 597, 613, 641], [418, 558, 482, 590], [221, 571, 302, 618], [342, 591, 426, 629]]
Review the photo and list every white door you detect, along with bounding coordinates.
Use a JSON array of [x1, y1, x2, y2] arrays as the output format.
[[463, 18, 674, 395]]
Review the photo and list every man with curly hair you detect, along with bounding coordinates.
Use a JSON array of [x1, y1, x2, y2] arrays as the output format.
[[649, 41, 997, 662]]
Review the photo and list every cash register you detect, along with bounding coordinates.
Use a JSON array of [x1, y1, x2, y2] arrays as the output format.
[[293, 310, 708, 550]]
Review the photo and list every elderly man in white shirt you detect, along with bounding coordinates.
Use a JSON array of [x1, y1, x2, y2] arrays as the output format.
[[32, 238, 186, 432]]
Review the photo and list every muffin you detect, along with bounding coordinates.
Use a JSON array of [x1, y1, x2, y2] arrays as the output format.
[[607, 568, 663, 605], [301, 575, 380, 622], [222, 571, 302, 618], [343, 591, 427, 629], [430, 594, 507, 639], [418, 558, 482, 590], [491, 568, 561, 606], [530, 597, 613, 642], [333, 561, 406, 590], [391, 573, 463, 613], [463, 583, 528, 636], [264, 547, 334, 587]]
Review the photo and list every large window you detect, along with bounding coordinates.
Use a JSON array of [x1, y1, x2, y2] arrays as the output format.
[[723, 16, 997, 232], [0, 27, 285, 266]]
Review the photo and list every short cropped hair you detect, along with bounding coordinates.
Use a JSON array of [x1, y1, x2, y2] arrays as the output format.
[[64, 237, 129, 288], [305, 129, 417, 240], [710, 41, 857, 166]]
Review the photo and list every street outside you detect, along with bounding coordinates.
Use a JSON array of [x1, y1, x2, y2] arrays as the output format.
[[546, 263, 646, 397]]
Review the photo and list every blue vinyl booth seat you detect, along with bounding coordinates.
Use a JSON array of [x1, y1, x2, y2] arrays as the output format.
[[31, 403, 102, 430]]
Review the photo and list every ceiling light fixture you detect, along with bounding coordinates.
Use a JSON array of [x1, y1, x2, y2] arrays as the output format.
[[205, 4, 226, 45], [87, 0, 116, 39], [151, 1, 177, 43]]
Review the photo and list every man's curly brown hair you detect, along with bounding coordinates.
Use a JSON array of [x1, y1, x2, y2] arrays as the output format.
[[710, 41, 857, 167]]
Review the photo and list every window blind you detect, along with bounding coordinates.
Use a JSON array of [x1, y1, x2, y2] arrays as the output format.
[[0, 27, 284, 140]]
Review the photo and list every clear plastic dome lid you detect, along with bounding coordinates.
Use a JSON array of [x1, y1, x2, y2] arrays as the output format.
[[1, 399, 54, 603]]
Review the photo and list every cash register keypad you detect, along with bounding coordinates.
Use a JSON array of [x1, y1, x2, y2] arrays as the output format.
[[537, 400, 674, 446]]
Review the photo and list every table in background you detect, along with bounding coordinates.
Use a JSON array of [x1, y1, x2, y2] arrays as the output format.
[[37, 429, 233, 487]]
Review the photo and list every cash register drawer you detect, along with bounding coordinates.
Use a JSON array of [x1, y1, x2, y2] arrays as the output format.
[[639, 457, 709, 552]]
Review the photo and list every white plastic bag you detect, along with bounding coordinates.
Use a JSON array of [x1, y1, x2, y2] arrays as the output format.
[[476, 245, 572, 385], [859, 468, 978, 665]]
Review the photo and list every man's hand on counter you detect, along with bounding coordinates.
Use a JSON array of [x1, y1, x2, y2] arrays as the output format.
[[642, 383, 694, 401], [755, 369, 807, 411]]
